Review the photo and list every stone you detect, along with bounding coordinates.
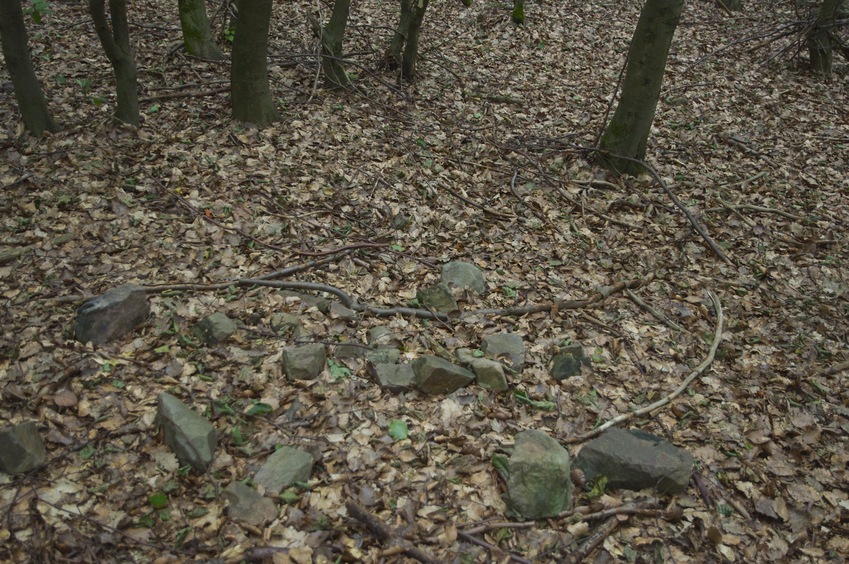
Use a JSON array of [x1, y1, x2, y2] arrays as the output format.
[[329, 301, 358, 320], [280, 290, 330, 314], [441, 261, 486, 295], [158, 393, 217, 471], [367, 326, 398, 347], [416, 283, 458, 312], [223, 481, 278, 526], [412, 355, 475, 395], [456, 348, 508, 391], [74, 284, 150, 345], [550, 344, 587, 380], [0, 421, 47, 474], [281, 344, 326, 380], [270, 312, 305, 339], [481, 333, 525, 371], [193, 312, 237, 345], [574, 428, 693, 494], [505, 430, 571, 519], [254, 446, 314, 495], [372, 363, 415, 393], [363, 346, 400, 365]]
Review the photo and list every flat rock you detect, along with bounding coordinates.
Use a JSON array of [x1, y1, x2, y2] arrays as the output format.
[[158, 393, 217, 471], [441, 261, 486, 295], [505, 430, 571, 519], [223, 481, 278, 525], [281, 344, 326, 380], [254, 446, 314, 495], [550, 344, 587, 380], [574, 428, 693, 493], [456, 348, 508, 391], [74, 284, 150, 345], [0, 421, 47, 474], [363, 346, 400, 365], [412, 355, 475, 395], [416, 283, 457, 312], [371, 363, 415, 393]]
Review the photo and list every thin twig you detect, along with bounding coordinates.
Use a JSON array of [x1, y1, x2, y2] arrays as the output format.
[[345, 501, 439, 564], [625, 289, 684, 333]]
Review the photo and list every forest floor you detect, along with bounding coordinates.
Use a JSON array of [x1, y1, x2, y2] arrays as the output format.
[[1, 1, 848, 562]]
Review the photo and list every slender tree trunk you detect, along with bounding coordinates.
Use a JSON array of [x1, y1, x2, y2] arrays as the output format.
[[598, 0, 684, 174], [178, 0, 225, 61], [383, 0, 411, 70], [512, 0, 525, 24], [320, 0, 351, 89], [0, 0, 60, 135], [231, 0, 278, 126], [401, 0, 429, 80], [89, 0, 140, 126], [808, 0, 840, 76]]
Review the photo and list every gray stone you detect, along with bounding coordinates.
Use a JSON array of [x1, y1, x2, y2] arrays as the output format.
[[367, 326, 398, 347], [281, 344, 326, 380], [441, 261, 486, 295], [0, 421, 47, 474], [158, 393, 217, 471], [550, 345, 587, 380], [270, 312, 305, 339], [481, 333, 526, 371], [372, 363, 415, 393], [329, 301, 358, 320], [280, 291, 330, 313], [470, 357, 509, 391], [505, 430, 571, 519], [254, 446, 314, 495], [193, 312, 237, 345], [363, 346, 400, 365], [223, 481, 278, 525], [416, 283, 457, 312], [74, 284, 150, 345], [412, 355, 475, 395], [334, 343, 368, 360], [574, 428, 693, 494]]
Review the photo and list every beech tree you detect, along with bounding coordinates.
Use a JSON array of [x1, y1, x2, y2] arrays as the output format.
[[230, 0, 278, 126], [178, 0, 225, 61], [89, 0, 140, 126], [807, 0, 844, 76], [598, 0, 684, 174], [0, 0, 60, 135], [317, 0, 351, 89], [384, 0, 430, 81]]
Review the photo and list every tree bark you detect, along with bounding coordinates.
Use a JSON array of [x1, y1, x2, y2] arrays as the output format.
[[0, 0, 60, 135], [178, 0, 225, 61], [383, 0, 412, 70], [320, 0, 351, 89], [231, 0, 279, 126], [598, 0, 684, 175], [401, 0, 429, 80], [808, 0, 840, 76], [512, 0, 525, 24], [89, 0, 140, 126]]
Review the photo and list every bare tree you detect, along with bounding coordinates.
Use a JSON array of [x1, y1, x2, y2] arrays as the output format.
[[597, 0, 684, 174], [89, 0, 139, 126], [230, 0, 278, 126], [383, 0, 430, 81], [0, 0, 60, 135], [178, 0, 225, 61], [318, 0, 351, 89]]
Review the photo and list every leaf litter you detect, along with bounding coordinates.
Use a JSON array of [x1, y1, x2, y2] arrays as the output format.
[[1, 0, 848, 562]]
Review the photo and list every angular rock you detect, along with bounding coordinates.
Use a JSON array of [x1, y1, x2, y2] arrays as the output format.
[[74, 284, 150, 345], [223, 481, 278, 526], [372, 363, 415, 393], [505, 430, 571, 519], [254, 446, 314, 495], [416, 283, 457, 312], [158, 393, 217, 471], [482, 333, 525, 371], [367, 326, 399, 347], [281, 344, 326, 380], [412, 355, 475, 395], [441, 261, 486, 295], [193, 312, 238, 345], [0, 421, 47, 474], [470, 357, 509, 391], [280, 290, 330, 313], [574, 428, 693, 494], [270, 312, 306, 339]]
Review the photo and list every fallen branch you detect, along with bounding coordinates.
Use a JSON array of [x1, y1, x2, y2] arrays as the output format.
[[456, 531, 533, 564], [564, 515, 618, 564], [345, 501, 438, 564], [625, 289, 684, 333], [564, 290, 723, 444]]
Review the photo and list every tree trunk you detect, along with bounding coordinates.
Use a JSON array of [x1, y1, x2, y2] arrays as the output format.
[[808, 0, 840, 76], [89, 0, 140, 126], [0, 0, 60, 135], [401, 0, 429, 80], [598, 0, 684, 175], [320, 0, 351, 89], [231, 0, 279, 126], [512, 0, 525, 24], [383, 0, 412, 70], [178, 0, 225, 61]]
